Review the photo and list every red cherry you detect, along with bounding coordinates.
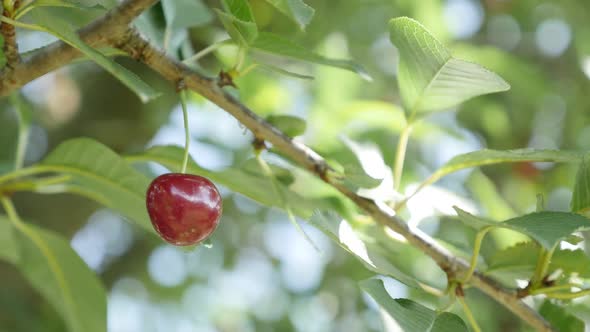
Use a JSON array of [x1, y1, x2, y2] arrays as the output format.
[[146, 173, 222, 246]]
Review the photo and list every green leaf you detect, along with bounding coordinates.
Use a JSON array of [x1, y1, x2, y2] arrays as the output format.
[[360, 278, 468, 332], [487, 242, 590, 279], [222, 0, 255, 22], [309, 211, 420, 288], [31, 9, 160, 103], [0, 217, 18, 263], [455, 208, 590, 250], [485, 242, 538, 274], [257, 62, 315, 80], [214, 9, 258, 46], [68, 47, 128, 63], [423, 149, 581, 189], [564, 234, 585, 245], [265, 114, 307, 137], [572, 159, 590, 215], [388, 17, 509, 115], [0, 35, 6, 69], [454, 207, 498, 230], [40, 138, 153, 233], [263, 0, 314, 30], [0, 216, 106, 332], [10, 93, 34, 129], [539, 300, 584, 332], [27, 0, 104, 7], [549, 249, 590, 278], [466, 170, 516, 220], [452, 44, 550, 103], [14, 0, 106, 20], [430, 313, 470, 332], [503, 212, 590, 250], [125, 145, 341, 218], [240, 157, 295, 186], [252, 32, 371, 80], [160, 0, 213, 55], [339, 136, 384, 190], [341, 164, 383, 191], [161, 0, 213, 29], [215, 0, 257, 46]]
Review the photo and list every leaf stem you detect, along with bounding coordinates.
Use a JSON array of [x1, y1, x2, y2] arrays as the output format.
[[255, 152, 319, 252], [393, 123, 412, 191], [528, 193, 553, 288], [0, 15, 46, 32], [163, 26, 172, 54], [529, 284, 577, 295], [462, 226, 493, 283], [0, 174, 71, 194], [530, 246, 555, 289], [179, 90, 190, 174], [182, 39, 231, 64], [0, 165, 46, 185], [458, 295, 482, 332], [11, 92, 30, 170], [239, 63, 258, 76], [234, 45, 247, 72], [437, 282, 457, 312], [544, 289, 590, 300], [13, 0, 33, 19], [1, 196, 25, 227]]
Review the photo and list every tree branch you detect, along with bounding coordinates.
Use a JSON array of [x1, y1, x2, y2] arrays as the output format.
[[114, 29, 556, 332], [0, 2, 555, 330], [0, 0, 157, 93], [1, 0, 22, 67]]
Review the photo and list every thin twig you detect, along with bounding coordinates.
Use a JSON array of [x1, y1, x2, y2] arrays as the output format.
[[0, 0, 158, 94]]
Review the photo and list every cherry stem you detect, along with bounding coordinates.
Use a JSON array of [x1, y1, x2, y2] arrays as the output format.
[[179, 90, 190, 174], [458, 295, 481, 332]]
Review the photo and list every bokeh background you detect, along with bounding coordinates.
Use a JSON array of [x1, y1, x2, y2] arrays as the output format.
[[2, 0, 590, 331]]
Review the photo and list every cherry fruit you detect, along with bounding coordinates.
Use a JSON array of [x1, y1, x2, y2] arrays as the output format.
[[146, 173, 222, 246]]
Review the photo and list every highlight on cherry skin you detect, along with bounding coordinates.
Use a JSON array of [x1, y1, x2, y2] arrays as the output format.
[[146, 173, 223, 246]]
